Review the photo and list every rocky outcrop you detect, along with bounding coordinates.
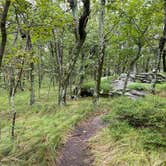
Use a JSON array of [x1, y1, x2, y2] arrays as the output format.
[[135, 73, 166, 83], [110, 73, 149, 99]]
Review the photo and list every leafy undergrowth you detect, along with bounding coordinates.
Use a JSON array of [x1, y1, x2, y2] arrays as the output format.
[[90, 96, 166, 166], [82, 76, 113, 94], [128, 82, 166, 93], [0, 88, 94, 165], [127, 82, 150, 91]]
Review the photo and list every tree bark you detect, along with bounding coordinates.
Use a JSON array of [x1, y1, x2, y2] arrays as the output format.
[[77, 51, 85, 96], [8, 66, 16, 139], [26, 32, 35, 105], [54, 36, 66, 105], [122, 44, 142, 95], [56, 0, 90, 105], [163, 49, 166, 72], [93, 0, 105, 105], [151, 0, 166, 94], [0, 0, 11, 69], [29, 62, 35, 105], [145, 57, 150, 73], [13, 60, 24, 95], [59, 83, 67, 106], [37, 46, 44, 97]]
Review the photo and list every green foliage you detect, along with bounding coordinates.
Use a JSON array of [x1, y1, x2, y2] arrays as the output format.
[[90, 127, 166, 166], [128, 82, 166, 92], [156, 83, 166, 91], [90, 96, 166, 166], [128, 82, 150, 91], [82, 76, 113, 93], [104, 96, 166, 149]]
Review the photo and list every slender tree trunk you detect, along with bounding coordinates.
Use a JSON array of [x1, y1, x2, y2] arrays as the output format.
[[30, 62, 35, 105], [151, 0, 166, 94], [9, 64, 24, 139], [9, 67, 15, 98], [56, 0, 90, 105], [53, 34, 65, 105], [93, 0, 105, 105], [151, 49, 160, 94], [59, 83, 67, 106], [13, 60, 24, 95], [37, 46, 43, 97], [123, 44, 142, 95], [145, 57, 150, 73], [8, 66, 16, 139], [0, 0, 11, 69], [77, 51, 85, 96], [11, 88, 16, 139], [163, 49, 166, 72], [38, 63, 42, 98], [26, 32, 35, 105]]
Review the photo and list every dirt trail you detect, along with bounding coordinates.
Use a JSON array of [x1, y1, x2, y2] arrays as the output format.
[[56, 114, 105, 166]]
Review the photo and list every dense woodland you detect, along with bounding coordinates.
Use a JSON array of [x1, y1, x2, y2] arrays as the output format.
[[0, 0, 166, 165]]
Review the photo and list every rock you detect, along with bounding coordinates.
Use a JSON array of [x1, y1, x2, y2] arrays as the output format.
[[119, 73, 135, 82], [80, 88, 93, 97], [124, 92, 139, 100], [135, 73, 166, 83], [109, 91, 122, 97], [130, 90, 146, 97]]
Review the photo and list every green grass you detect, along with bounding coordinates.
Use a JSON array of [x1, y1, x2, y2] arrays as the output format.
[[82, 76, 113, 93], [1, 81, 166, 166], [128, 82, 166, 92], [127, 82, 150, 91], [90, 96, 166, 166], [156, 83, 166, 91], [0, 87, 94, 165]]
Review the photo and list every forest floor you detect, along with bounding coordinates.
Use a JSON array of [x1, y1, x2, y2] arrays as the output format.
[[56, 112, 106, 166], [0, 81, 165, 165]]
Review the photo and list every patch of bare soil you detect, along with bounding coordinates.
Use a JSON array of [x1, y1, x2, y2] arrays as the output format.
[[56, 114, 105, 166]]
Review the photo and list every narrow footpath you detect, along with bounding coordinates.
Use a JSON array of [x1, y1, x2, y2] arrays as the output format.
[[56, 114, 105, 166]]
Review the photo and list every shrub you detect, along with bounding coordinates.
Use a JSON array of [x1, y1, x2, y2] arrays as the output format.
[[104, 96, 166, 149], [128, 83, 150, 91], [156, 83, 166, 91], [82, 76, 113, 94]]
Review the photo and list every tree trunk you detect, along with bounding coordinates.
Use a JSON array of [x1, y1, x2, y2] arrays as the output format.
[[30, 62, 35, 105], [56, 0, 90, 105], [0, 0, 11, 69], [37, 46, 43, 97], [9, 67, 15, 98], [9, 66, 16, 139], [145, 57, 150, 73], [53, 34, 64, 105], [58, 82, 67, 106], [77, 51, 85, 96], [11, 90, 16, 139], [13, 60, 24, 95], [123, 44, 142, 95], [26, 32, 35, 105], [151, 49, 160, 94], [93, 0, 105, 105], [163, 49, 166, 72], [151, 0, 166, 94]]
